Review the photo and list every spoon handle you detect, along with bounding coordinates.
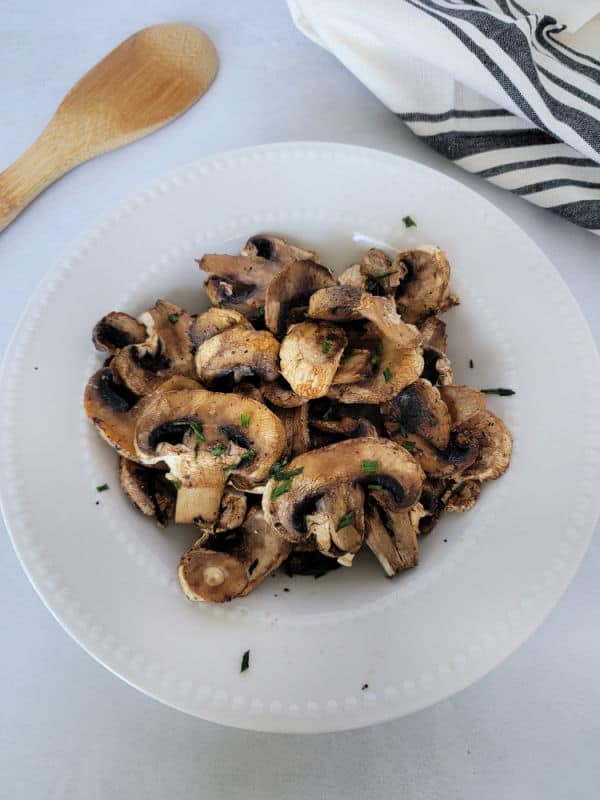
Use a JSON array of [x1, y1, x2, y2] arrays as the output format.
[[0, 124, 78, 233]]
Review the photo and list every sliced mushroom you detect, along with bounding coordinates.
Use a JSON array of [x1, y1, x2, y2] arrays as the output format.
[[92, 312, 147, 354], [214, 489, 248, 532], [419, 316, 448, 352], [393, 246, 459, 323], [360, 248, 405, 290], [307, 285, 362, 323], [421, 345, 453, 386], [233, 382, 265, 404], [84, 366, 142, 460], [112, 300, 195, 395], [338, 263, 366, 289], [118, 457, 175, 526], [263, 437, 424, 544], [261, 376, 307, 408], [189, 307, 252, 348], [306, 483, 365, 565], [333, 349, 372, 385], [266, 260, 337, 336], [381, 379, 451, 450], [200, 235, 316, 321], [461, 412, 512, 482], [438, 385, 486, 425], [311, 414, 379, 440], [195, 327, 280, 385], [178, 507, 292, 602], [275, 404, 311, 460], [417, 478, 448, 534], [400, 426, 482, 479], [279, 322, 347, 399], [357, 294, 421, 349], [135, 388, 285, 527], [444, 479, 481, 512], [365, 503, 419, 577]]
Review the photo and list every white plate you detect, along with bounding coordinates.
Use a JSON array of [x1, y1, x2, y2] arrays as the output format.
[[2, 142, 600, 733]]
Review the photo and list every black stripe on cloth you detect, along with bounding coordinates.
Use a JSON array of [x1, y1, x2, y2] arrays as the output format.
[[405, 0, 549, 132], [546, 30, 600, 70], [514, 178, 600, 196], [551, 200, 600, 229], [398, 108, 512, 122], [476, 155, 600, 179], [413, 0, 600, 155], [419, 128, 559, 161], [537, 64, 600, 111], [538, 25, 600, 83]]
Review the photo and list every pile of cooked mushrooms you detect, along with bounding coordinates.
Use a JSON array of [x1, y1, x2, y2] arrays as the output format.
[[84, 234, 512, 602]]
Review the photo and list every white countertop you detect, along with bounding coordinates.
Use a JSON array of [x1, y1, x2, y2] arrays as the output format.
[[2, 1, 600, 797]]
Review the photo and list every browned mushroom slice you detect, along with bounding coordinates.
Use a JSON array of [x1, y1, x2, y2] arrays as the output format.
[[233, 382, 265, 404], [421, 345, 454, 386], [240, 234, 317, 264], [92, 312, 147, 354], [327, 337, 423, 404], [305, 483, 365, 566], [461, 412, 512, 482], [214, 489, 248, 532], [279, 322, 347, 399], [263, 437, 424, 544], [275, 404, 311, 461], [308, 285, 362, 323], [417, 478, 448, 534], [261, 376, 307, 408], [135, 388, 285, 526], [112, 300, 196, 395], [357, 293, 422, 349], [399, 426, 482, 479], [84, 366, 142, 461], [393, 246, 459, 323], [419, 316, 448, 352], [438, 385, 486, 425], [265, 259, 337, 336], [311, 415, 378, 439], [338, 263, 366, 289], [365, 503, 419, 577], [444, 479, 481, 512], [178, 507, 292, 602], [118, 457, 175, 526], [332, 349, 372, 385], [381, 379, 451, 450], [189, 307, 252, 348], [195, 328, 280, 385], [360, 248, 406, 290]]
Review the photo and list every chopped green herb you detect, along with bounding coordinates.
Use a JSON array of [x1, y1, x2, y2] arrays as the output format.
[[361, 460, 379, 474], [271, 479, 293, 499], [367, 483, 383, 491], [240, 412, 251, 428], [168, 313, 179, 324], [371, 353, 380, 366], [402, 440, 416, 453], [383, 367, 392, 382], [194, 442, 200, 460], [396, 423, 408, 438], [322, 406, 335, 421], [172, 420, 205, 443], [371, 340, 384, 366], [218, 300, 225, 308], [96, 483, 109, 492], [469, 359, 474, 369], [270, 463, 304, 481], [256, 305, 265, 318], [322, 341, 331, 354], [170, 478, 182, 490], [241, 650, 250, 673], [336, 511, 354, 531], [365, 276, 380, 293], [376, 341, 383, 356], [211, 445, 225, 457], [402, 215, 416, 228], [481, 387, 515, 396]]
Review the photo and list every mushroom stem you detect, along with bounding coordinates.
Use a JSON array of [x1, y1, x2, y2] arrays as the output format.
[[174, 469, 227, 525]]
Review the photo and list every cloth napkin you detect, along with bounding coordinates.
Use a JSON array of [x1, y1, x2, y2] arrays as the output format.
[[287, 0, 600, 234]]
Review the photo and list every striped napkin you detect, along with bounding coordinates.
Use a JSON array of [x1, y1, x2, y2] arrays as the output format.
[[287, 0, 600, 234]]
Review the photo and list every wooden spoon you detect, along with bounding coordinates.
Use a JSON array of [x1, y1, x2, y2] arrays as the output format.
[[0, 24, 218, 233]]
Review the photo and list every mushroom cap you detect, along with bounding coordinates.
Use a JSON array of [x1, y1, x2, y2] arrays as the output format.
[[306, 483, 365, 565], [265, 259, 337, 337], [195, 327, 280, 385], [357, 293, 422, 349], [84, 366, 141, 461], [393, 246, 458, 323], [178, 507, 291, 602], [112, 300, 195, 395], [135, 388, 285, 483], [214, 489, 248, 532], [92, 312, 147, 354], [419, 316, 448, 353], [263, 437, 424, 543], [438, 385, 486, 425], [421, 346, 454, 386], [308, 285, 362, 323], [279, 321, 347, 399], [401, 426, 482, 479], [332, 349, 372, 385], [118, 457, 175, 526], [461, 411, 512, 482], [241, 233, 317, 264], [445, 479, 481, 512], [189, 307, 252, 348], [381, 379, 451, 450]]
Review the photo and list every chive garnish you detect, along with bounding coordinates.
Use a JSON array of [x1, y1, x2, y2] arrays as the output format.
[[240, 412, 251, 428], [211, 445, 225, 457], [367, 483, 383, 491], [383, 367, 392, 382], [396, 423, 408, 438], [167, 313, 179, 323], [241, 650, 250, 673], [336, 511, 354, 531], [361, 460, 379, 473], [402, 215, 416, 228], [96, 483, 109, 492], [322, 341, 331, 354], [402, 440, 416, 452], [271, 479, 293, 499], [481, 388, 515, 396]]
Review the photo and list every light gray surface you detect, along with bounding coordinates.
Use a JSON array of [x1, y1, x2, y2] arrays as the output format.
[[1, 1, 599, 797]]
